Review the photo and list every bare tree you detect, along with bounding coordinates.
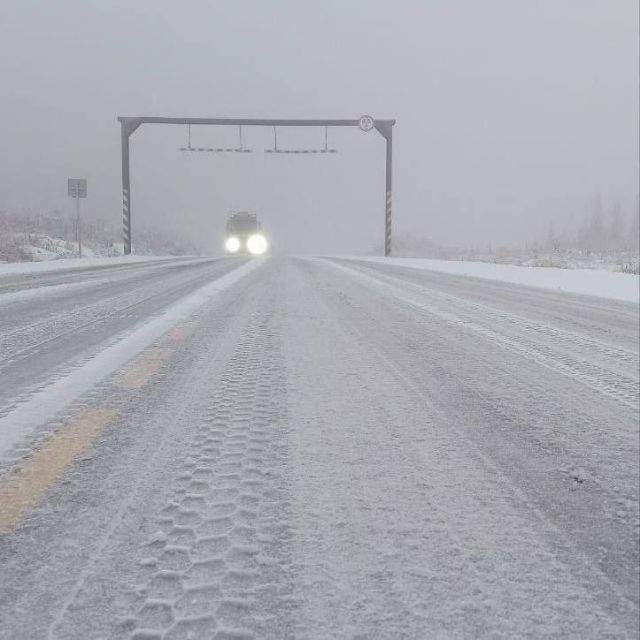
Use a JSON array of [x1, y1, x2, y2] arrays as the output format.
[[631, 194, 640, 253], [608, 201, 624, 251]]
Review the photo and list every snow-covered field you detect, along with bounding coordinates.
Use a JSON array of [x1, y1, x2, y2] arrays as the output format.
[[346, 256, 639, 303], [0, 230, 197, 268], [0, 232, 121, 263]]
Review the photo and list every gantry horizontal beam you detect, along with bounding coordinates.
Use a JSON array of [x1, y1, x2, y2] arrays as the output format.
[[117, 116, 395, 138], [118, 116, 395, 127]]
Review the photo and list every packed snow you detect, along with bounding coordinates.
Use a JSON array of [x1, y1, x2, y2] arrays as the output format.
[[0, 259, 262, 459], [0, 254, 186, 278], [0, 257, 637, 638], [0, 277, 116, 306], [345, 256, 639, 304]]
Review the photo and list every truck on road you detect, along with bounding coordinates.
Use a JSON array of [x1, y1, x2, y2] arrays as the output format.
[[224, 211, 268, 255]]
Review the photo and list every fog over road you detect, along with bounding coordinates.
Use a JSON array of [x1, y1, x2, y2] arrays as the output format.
[[0, 257, 637, 639]]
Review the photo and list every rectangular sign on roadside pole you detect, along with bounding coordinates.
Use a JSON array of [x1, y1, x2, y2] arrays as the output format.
[[68, 178, 87, 198], [68, 178, 87, 257]]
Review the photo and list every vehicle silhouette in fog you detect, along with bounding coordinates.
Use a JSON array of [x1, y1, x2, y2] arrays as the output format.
[[224, 211, 268, 255]]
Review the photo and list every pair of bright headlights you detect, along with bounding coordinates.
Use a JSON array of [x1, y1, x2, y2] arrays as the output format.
[[225, 234, 268, 255]]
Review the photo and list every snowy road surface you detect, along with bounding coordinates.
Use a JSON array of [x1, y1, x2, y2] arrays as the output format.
[[0, 256, 638, 639]]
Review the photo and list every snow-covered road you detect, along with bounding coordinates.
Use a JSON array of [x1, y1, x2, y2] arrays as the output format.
[[0, 256, 637, 639]]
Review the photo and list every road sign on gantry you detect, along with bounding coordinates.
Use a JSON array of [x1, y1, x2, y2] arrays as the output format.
[[68, 178, 87, 198], [358, 114, 374, 132]]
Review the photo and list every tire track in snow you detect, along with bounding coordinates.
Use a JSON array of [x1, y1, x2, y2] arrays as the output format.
[[325, 259, 639, 411], [0, 259, 264, 464], [126, 315, 294, 640], [284, 259, 637, 638], [0, 260, 243, 368], [337, 260, 639, 363]]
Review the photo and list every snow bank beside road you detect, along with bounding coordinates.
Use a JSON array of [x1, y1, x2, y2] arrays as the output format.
[[345, 257, 639, 304], [0, 254, 186, 278]]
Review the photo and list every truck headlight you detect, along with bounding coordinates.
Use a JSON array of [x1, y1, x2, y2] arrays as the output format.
[[247, 234, 268, 255], [225, 236, 240, 253]]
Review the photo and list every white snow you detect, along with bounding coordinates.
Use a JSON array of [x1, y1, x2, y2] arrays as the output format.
[[342, 257, 639, 304], [0, 277, 115, 306], [0, 254, 190, 278], [0, 258, 264, 459]]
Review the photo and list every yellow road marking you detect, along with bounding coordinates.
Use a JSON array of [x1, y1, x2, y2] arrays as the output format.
[[165, 321, 197, 343], [0, 323, 195, 534], [115, 347, 173, 389], [0, 408, 118, 535]]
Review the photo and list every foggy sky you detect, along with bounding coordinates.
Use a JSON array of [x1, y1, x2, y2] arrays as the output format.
[[1, 1, 638, 254]]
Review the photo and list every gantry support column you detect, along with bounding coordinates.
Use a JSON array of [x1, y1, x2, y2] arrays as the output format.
[[375, 121, 394, 256], [120, 125, 131, 255], [119, 118, 142, 255]]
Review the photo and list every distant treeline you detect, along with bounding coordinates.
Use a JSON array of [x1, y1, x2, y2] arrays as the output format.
[[535, 195, 638, 255], [387, 195, 639, 274], [398, 195, 639, 257]]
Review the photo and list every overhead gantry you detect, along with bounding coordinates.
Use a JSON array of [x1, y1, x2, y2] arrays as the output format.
[[117, 115, 395, 256]]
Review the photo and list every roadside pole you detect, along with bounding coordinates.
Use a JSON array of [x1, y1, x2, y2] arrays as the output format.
[[68, 178, 87, 258], [75, 193, 81, 257]]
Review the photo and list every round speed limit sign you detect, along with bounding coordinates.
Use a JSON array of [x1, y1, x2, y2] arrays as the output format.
[[358, 114, 374, 132]]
